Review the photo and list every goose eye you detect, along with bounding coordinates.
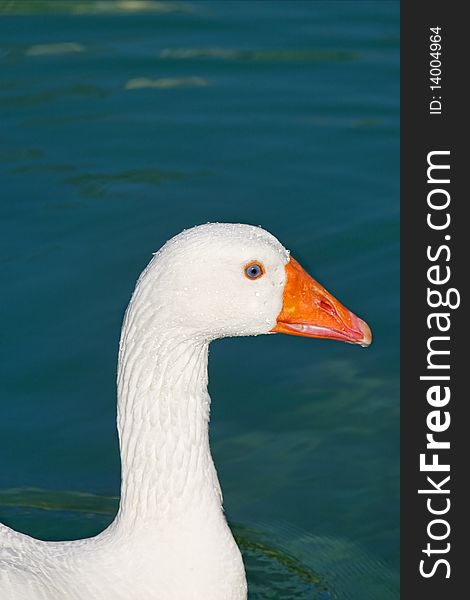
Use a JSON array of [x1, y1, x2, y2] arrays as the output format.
[[244, 261, 264, 280]]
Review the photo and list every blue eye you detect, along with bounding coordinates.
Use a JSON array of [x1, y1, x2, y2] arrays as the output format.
[[244, 262, 264, 279]]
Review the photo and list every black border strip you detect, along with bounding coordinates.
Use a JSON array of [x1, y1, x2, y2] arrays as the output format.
[[401, 3, 466, 597]]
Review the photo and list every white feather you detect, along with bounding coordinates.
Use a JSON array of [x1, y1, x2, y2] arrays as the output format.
[[0, 223, 289, 600]]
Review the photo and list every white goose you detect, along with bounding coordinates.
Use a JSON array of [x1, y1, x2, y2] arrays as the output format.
[[0, 223, 371, 600]]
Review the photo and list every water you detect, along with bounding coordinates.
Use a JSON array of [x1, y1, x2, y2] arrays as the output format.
[[0, 1, 399, 598]]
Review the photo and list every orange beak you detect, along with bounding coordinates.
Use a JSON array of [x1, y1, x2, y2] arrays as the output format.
[[271, 257, 372, 347]]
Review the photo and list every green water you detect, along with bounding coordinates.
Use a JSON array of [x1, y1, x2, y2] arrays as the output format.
[[0, 1, 399, 598]]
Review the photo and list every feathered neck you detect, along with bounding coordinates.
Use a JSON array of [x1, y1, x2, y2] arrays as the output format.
[[113, 286, 222, 531]]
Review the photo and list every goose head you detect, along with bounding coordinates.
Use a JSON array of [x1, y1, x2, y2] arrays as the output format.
[[139, 223, 371, 346]]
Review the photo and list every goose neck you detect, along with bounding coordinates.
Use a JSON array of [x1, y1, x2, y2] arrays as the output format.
[[115, 323, 220, 528]]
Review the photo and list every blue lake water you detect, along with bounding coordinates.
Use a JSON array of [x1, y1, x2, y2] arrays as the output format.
[[0, 1, 399, 598]]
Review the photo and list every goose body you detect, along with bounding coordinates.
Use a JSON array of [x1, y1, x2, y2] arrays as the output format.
[[0, 223, 371, 600]]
